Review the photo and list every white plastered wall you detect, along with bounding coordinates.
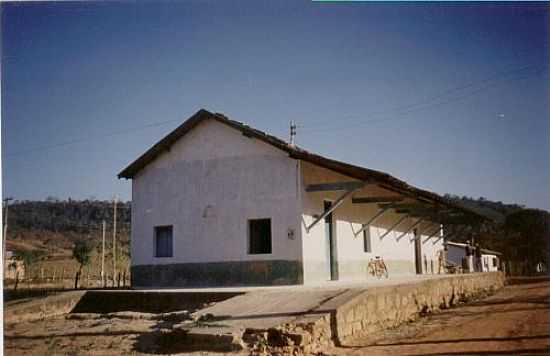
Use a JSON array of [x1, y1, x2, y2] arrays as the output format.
[[131, 119, 303, 267], [482, 254, 499, 272], [300, 162, 445, 284]]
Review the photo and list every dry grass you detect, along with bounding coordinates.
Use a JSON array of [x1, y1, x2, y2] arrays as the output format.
[[5, 230, 131, 295]]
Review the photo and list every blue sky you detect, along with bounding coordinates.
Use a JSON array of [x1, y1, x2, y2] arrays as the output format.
[[2, 1, 549, 210]]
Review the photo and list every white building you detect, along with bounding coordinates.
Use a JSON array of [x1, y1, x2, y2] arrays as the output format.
[[4, 250, 25, 280], [119, 109, 489, 287], [446, 241, 501, 272]]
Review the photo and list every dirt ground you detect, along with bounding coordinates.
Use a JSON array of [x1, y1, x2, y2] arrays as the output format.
[[4, 303, 235, 355], [330, 277, 550, 355], [4, 277, 550, 355]]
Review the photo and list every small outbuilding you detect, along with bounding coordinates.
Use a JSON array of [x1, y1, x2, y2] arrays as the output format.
[[445, 241, 501, 273], [481, 248, 502, 272], [119, 109, 491, 287]]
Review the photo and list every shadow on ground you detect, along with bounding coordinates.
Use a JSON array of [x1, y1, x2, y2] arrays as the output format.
[[71, 291, 243, 314], [132, 315, 240, 354], [506, 276, 550, 285]]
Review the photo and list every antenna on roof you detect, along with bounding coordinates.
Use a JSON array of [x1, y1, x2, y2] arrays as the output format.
[[289, 121, 297, 146]]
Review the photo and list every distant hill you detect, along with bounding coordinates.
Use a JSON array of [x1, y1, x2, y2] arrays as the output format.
[[443, 194, 524, 223], [5, 199, 132, 279], [8, 199, 130, 236]]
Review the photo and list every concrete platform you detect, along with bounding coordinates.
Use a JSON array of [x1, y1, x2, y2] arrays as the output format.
[[68, 274, 476, 333], [70, 274, 451, 332], [183, 274, 456, 331], [175, 272, 505, 352]]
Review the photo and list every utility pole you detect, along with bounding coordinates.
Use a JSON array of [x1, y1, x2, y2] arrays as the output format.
[[112, 196, 117, 287], [101, 220, 106, 287], [3, 197, 14, 266]]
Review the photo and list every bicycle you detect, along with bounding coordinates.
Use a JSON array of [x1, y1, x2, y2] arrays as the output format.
[[367, 256, 389, 279]]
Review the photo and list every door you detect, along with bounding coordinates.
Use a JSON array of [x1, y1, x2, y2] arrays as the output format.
[[414, 228, 422, 274], [324, 201, 338, 280]]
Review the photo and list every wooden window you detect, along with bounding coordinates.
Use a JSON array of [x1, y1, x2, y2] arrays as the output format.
[[363, 228, 372, 253], [155, 226, 173, 258], [248, 219, 272, 254]]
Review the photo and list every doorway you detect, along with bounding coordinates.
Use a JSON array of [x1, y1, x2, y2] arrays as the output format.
[[324, 201, 338, 280], [414, 228, 422, 274]]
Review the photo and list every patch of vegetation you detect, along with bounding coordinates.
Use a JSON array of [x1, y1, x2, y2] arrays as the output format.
[[444, 195, 550, 274], [8, 198, 131, 235], [73, 240, 93, 288]]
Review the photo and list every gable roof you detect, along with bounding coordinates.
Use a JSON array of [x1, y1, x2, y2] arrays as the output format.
[[118, 109, 493, 221]]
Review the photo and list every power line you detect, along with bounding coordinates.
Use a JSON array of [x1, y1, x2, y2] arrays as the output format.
[[302, 63, 542, 131], [302, 64, 542, 133], [4, 63, 546, 156], [300, 63, 545, 135], [4, 118, 182, 158]]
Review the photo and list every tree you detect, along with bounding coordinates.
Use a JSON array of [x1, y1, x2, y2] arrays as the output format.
[[504, 209, 550, 274], [72, 240, 93, 289], [15, 250, 45, 278]]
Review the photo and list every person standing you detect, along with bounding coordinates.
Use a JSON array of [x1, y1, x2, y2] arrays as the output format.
[[475, 243, 483, 272], [466, 243, 474, 273], [437, 246, 448, 274]]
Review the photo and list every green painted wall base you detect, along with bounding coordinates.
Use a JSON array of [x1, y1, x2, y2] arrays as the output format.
[[132, 260, 303, 288]]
